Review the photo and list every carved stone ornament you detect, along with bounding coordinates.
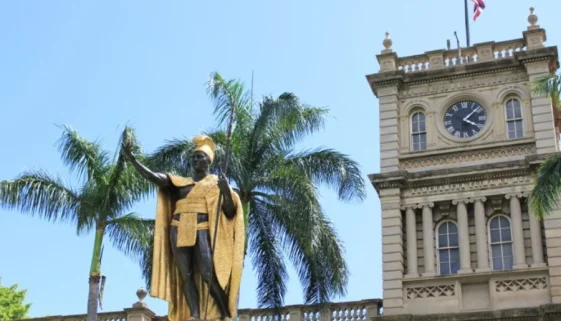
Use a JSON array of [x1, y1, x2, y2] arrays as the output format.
[[439, 203, 451, 216], [490, 198, 504, 211], [406, 285, 456, 299], [401, 144, 536, 169], [410, 175, 532, 196], [399, 73, 528, 98]]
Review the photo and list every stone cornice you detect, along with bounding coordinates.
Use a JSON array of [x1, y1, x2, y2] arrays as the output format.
[[401, 142, 536, 170], [369, 155, 550, 194], [365, 46, 558, 98], [370, 153, 561, 196]]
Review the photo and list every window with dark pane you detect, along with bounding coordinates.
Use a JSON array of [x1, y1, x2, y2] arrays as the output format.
[[437, 221, 459, 275], [505, 99, 523, 139], [411, 112, 427, 151], [489, 215, 514, 271]]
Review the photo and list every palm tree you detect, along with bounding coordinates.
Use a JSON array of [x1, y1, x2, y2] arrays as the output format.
[[529, 72, 561, 219], [0, 127, 154, 321], [144, 72, 367, 310]]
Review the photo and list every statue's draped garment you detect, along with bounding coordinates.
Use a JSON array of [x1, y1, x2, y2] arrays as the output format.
[[150, 174, 245, 321]]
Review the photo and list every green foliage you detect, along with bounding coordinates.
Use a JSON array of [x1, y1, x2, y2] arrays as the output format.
[[531, 73, 561, 108], [529, 72, 561, 220], [530, 154, 561, 220], [143, 72, 367, 310], [0, 127, 154, 321], [0, 279, 31, 320]]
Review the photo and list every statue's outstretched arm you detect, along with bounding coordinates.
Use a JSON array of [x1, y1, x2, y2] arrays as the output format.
[[123, 147, 171, 188]]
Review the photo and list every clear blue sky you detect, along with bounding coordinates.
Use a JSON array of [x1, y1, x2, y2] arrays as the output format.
[[0, 0, 559, 317]]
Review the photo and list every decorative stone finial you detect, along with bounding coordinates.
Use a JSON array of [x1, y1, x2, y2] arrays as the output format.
[[133, 287, 148, 308], [382, 32, 393, 53], [527, 7, 539, 29]]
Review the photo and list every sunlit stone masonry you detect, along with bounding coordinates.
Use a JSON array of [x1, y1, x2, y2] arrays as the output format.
[[368, 7, 561, 321]]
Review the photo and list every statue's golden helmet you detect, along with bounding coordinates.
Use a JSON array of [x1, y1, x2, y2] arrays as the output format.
[[192, 135, 215, 164]]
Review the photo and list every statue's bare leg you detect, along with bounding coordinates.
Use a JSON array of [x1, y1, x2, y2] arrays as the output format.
[[170, 226, 200, 319], [196, 229, 231, 319]]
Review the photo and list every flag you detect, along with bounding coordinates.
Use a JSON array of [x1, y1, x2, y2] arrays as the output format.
[[472, 0, 486, 21]]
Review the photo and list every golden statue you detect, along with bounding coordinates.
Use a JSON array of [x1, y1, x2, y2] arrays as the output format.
[[124, 135, 245, 321]]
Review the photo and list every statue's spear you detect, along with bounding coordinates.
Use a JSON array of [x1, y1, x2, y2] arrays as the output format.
[[204, 75, 238, 320]]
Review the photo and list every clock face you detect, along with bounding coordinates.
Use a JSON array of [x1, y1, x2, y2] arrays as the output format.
[[443, 100, 487, 139]]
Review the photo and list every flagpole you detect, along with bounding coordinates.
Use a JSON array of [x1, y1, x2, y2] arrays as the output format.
[[464, 0, 471, 47]]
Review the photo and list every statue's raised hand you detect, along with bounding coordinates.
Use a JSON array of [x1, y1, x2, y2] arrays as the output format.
[[121, 140, 135, 160]]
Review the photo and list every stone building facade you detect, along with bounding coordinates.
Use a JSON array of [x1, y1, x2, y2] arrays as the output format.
[[367, 7, 561, 321]]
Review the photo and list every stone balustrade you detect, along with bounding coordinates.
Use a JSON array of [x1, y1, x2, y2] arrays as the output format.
[[16, 298, 382, 321], [238, 299, 383, 321], [376, 8, 547, 75], [30, 311, 128, 321], [394, 39, 526, 74]]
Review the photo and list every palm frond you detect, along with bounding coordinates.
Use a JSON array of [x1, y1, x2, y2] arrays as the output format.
[[106, 213, 154, 262], [254, 185, 348, 304], [252, 94, 328, 155], [147, 138, 195, 176], [206, 72, 253, 131], [101, 127, 152, 215], [139, 232, 154, 292], [530, 154, 561, 220], [255, 162, 320, 203], [75, 182, 102, 236], [531, 74, 561, 107], [284, 148, 366, 202], [0, 170, 79, 224], [248, 198, 287, 311], [56, 125, 109, 182], [107, 126, 141, 196]]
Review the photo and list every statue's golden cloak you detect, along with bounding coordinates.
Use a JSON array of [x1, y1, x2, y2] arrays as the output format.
[[150, 174, 245, 321]]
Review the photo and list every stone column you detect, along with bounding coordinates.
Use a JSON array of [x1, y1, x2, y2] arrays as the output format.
[[471, 197, 490, 272], [506, 193, 528, 269], [522, 8, 558, 154], [375, 33, 401, 173], [404, 206, 419, 278], [379, 188, 404, 315], [454, 200, 472, 273], [421, 202, 435, 276], [525, 193, 546, 267]]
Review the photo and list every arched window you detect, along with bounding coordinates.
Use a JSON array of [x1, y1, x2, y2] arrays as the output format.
[[489, 215, 514, 271], [411, 112, 427, 151], [437, 221, 459, 275], [505, 98, 523, 139]]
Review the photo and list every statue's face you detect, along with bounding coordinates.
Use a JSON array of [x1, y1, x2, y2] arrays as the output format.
[[190, 151, 211, 172]]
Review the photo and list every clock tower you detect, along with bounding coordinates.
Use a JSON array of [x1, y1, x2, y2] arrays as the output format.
[[367, 8, 561, 319]]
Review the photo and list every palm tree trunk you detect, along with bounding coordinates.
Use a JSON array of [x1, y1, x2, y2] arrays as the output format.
[[242, 201, 250, 254], [87, 226, 105, 321]]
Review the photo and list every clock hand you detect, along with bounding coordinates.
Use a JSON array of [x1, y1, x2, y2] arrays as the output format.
[[463, 108, 478, 121], [464, 119, 478, 126]]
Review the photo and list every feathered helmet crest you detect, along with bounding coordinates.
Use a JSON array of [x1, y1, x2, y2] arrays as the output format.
[[192, 135, 215, 164]]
